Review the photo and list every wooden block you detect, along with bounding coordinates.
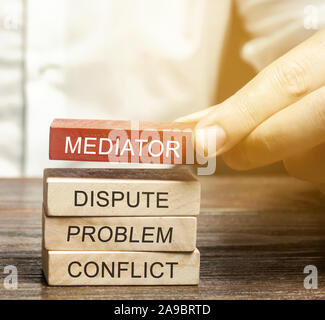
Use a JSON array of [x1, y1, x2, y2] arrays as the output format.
[[43, 248, 200, 286], [43, 211, 197, 252], [49, 118, 197, 164], [44, 168, 200, 216]]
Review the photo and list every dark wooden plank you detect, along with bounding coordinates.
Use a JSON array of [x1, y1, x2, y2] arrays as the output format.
[[0, 175, 325, 299]]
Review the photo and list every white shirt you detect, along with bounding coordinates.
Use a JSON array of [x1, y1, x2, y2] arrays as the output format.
[[0, 0, 324, 177]]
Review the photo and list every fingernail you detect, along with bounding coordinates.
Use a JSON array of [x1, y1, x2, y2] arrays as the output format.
[[195, 125, 226, 157]]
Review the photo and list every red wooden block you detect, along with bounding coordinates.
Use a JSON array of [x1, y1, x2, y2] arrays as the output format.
[[49, 119, 197, 164]]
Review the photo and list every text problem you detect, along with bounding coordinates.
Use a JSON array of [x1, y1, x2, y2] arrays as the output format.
[[43, 214, 197, 252]]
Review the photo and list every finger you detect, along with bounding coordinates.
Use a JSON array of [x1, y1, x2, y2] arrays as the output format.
[[195, 29, 325, 156], [175, 106, 215, 123], [222, 85, 325, 170], [284, 143, 325, 184]]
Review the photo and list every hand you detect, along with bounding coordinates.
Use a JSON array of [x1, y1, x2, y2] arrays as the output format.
[[177, 29, 325, 190]]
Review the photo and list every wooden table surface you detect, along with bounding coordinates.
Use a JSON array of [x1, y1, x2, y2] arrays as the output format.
[[1, 175, 325, 300]]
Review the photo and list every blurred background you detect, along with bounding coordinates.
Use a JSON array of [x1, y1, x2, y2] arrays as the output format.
[[0, 0, 324, 177]]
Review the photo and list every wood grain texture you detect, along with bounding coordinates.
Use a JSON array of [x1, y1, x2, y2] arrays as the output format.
[[43, 212, 197, 252], [1, 175, 325, 299], [44, 168, 200, 216], [49, 119, 197, 164], [43, 249, 200, 286]]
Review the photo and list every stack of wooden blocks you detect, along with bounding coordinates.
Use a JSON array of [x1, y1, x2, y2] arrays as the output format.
[[42, 119, 201, 286]]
